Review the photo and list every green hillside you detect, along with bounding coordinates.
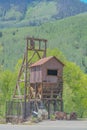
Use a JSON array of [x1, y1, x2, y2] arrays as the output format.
[[0, 0, 87, 28], [1, 11, 87, 119], [0, 12, 87, 72]]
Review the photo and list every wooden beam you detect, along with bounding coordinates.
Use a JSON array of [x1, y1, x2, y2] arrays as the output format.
[[26, 37, 47, 42]]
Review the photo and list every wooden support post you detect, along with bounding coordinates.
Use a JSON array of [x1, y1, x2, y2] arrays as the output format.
[[61, 100, 63, 112], [43, 40, 47, 58], [54, 100, 57, 112], [48, 100, 50, 119], [24, 38, 28, 119]]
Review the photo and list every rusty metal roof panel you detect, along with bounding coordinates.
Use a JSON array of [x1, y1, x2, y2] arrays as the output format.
[[30, 56, 64, 67], [30, 56, 53, 67]]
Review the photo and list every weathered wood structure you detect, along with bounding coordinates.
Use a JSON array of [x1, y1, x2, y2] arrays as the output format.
[[29, 56, 64, 117], [6, 37, 64, 122]]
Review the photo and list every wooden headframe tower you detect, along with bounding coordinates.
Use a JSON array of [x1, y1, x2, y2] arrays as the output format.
[[6, 37, 64, 121], [12, 37, 47, 118]]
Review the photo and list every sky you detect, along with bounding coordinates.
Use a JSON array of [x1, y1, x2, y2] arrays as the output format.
[[80, 0, 87, 3]]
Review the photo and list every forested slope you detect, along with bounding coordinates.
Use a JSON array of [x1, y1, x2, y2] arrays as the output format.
[[0, 13, 87, 72], [0, 0, 87, 28]]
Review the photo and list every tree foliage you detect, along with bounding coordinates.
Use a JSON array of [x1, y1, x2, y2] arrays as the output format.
[[0, 12, 87, 72], [63, 61, 87, 117]]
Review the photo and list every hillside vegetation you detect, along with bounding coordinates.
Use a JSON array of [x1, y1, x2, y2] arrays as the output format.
[[0, 13, 87, 72], [0, 0, 87, 28], [0, 8, 87, 119]]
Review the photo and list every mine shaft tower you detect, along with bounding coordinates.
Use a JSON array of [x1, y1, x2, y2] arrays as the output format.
[[13, 37, 47, 99], [13, 37, 47, 115], [6, 37, 64, 121]]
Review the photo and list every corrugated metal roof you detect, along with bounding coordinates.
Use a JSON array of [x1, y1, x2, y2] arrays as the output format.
[[30, 56, 64, 67]]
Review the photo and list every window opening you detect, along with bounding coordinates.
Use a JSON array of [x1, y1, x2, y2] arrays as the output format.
[[47, 69, 57, 76]]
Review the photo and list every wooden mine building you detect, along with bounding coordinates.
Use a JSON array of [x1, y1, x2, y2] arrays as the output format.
[[6, 37, 64, 122], [30, 56, 64, 117], [30, 56, 64, 98]]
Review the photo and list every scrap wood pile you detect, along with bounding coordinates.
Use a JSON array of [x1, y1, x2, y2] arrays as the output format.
[[31, 111, 77, 122], [70, 112, 77, 120], [54, 111, 77, 120]]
